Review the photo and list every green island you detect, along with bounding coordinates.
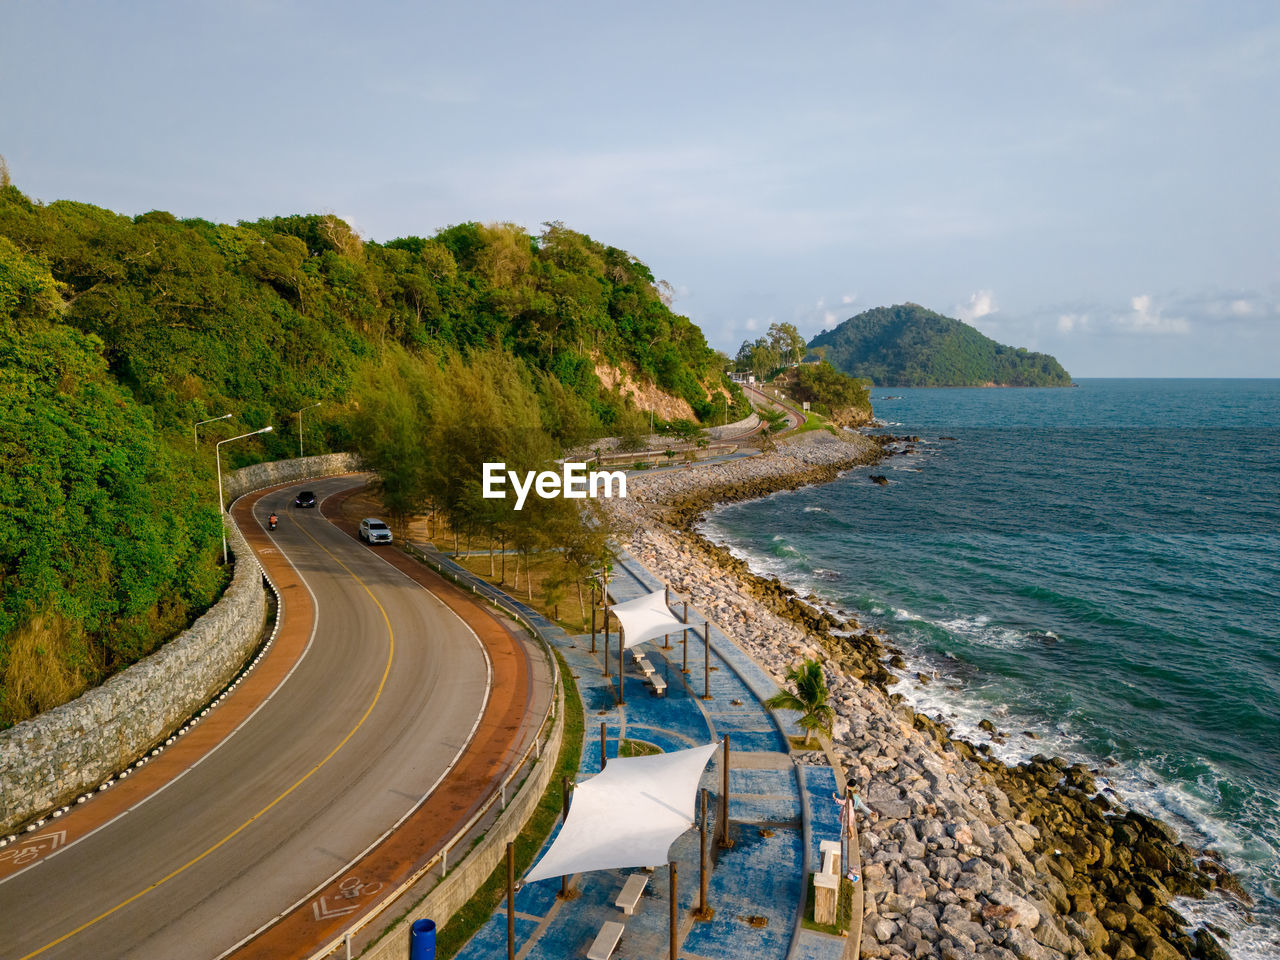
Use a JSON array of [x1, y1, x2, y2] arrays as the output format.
[[808, 302, 1073, 387]]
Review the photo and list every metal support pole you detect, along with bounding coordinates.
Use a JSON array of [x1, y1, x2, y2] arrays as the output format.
[[506, 841, 516, 960], [682, 629, 689, 674], [719, 734, 733, 848], [216, 442, 227, 565], [665, 584, 670, 607], [617, 630, 625, 706], [702, 623, 712, 701], [669, 861, 679, 960], [699, 787, 709, 916], [591, 598, 597, 653], [560, 776, 572, 898], [603, 609, 610, 677], [663, 632, 671, 651], [682, 600, 688, 623], [600, 721, 607, 769]]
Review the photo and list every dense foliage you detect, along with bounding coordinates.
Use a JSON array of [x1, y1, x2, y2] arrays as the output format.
[[808, 303, 1072, 387], [0, 237, 225, 724], [348, 345, 615, 604], [780, 362, 873, 423], [0, 193, 742, 458], [0, 183, 741, 725], [734, 321, 806, 380]]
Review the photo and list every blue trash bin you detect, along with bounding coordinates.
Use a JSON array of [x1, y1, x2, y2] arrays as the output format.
[[409, 918, 436, 960]]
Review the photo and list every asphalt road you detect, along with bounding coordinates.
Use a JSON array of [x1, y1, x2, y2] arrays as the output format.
[[0, 477, 505, 960]]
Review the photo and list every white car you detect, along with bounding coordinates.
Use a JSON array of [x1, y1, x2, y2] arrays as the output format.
[[359, 518, 393, 544]]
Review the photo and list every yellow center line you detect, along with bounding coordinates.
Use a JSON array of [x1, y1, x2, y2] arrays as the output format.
[[23, 516, 394, 960]]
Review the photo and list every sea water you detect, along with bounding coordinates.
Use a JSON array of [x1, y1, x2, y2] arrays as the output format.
[[700, 379, 1280, 955]]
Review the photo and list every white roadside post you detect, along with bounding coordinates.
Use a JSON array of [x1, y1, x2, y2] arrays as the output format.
[[216, 425, 274, 564]]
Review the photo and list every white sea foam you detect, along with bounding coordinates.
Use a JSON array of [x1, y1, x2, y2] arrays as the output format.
[[885, 640, 1280, 956]]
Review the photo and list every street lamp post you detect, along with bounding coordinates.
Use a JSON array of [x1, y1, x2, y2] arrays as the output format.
[[216, 426, 273, 564], [193, 412, 232, 450], [295, 402, 322, 459]]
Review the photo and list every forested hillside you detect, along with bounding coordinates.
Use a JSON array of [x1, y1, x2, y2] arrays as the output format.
[[809, 303, 1072, 387], [0, 183, 743, 726]]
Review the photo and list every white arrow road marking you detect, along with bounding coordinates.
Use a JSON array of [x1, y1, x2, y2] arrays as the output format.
[[311, 896, 362, 921]]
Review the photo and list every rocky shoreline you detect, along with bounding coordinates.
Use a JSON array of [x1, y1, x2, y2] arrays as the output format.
[[609, 431, 1241, 960]]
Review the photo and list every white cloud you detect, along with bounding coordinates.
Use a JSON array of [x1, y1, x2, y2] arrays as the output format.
[[841, 293, 857, 304], [956, 289, 997, 323], [1230, 299, 1255, 316], [1119, 294, 1189, 334], [824, 310, 837, 325], [1057, 312, 1089, 333]]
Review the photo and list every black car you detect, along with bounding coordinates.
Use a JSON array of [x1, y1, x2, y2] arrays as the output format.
[[294, 490, 317, 508]]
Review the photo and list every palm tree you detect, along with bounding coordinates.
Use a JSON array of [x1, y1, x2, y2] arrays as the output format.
[[766, 659, 835, 747]]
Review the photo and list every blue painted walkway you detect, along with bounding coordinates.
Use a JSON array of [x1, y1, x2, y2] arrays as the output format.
[[444, 546, 849, 960]]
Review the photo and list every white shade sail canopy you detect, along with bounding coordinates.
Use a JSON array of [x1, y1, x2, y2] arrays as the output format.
[[524, 742, 719, 883], [610, 589, 685, 650]]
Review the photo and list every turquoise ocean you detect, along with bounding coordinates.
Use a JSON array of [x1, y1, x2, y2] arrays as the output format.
[[700, 379, 1280, 955]]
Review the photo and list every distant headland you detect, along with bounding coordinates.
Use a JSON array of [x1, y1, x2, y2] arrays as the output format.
[[809, 302, 1073, 388]]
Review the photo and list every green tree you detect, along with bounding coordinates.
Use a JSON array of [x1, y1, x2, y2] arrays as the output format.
[[765, 659, 835, 747], [767, 321, 806, 365]]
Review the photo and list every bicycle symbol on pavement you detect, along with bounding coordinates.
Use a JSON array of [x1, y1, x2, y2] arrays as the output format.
[[339, 875, 384, 899], [311, 875, 385, 921], [0, 830, 66, 870]]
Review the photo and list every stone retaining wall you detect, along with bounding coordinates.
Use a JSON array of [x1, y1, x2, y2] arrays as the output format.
[[0, 452, 363, 832], [707, 410, 760, 439], [0, 519, 266, 832], [224, 452, 361, 501]]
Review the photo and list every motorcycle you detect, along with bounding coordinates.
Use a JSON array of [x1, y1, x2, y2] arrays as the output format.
[[268, 514, 278, 531]]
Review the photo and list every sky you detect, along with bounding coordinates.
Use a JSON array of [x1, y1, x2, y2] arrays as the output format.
[[2, 0, 1277, 376]]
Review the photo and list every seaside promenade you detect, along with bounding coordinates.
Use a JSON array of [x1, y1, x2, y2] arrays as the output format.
[[427, 544, 858, 960]]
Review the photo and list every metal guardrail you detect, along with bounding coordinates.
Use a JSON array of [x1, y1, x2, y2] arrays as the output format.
[[300, 543, 564, 960]]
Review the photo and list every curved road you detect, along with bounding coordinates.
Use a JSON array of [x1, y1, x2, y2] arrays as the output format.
[[0, 476, 543, 960]]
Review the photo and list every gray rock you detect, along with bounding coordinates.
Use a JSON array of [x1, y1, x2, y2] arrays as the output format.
[[1031, 915, 1073, 954], [909, 906, 940, 934], [872, 918, 899, 942], [943, 919, 991, 949], [930, 856, 963, 884], [874, 800, 914, 820], [897, 872, 927, 900], [994, 927, 1050, 960]]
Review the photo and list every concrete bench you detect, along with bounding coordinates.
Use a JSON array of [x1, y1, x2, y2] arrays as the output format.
[[587, 920, 625, 959], [615, 873, 647, 915], [647, 675, 667, 697], [820, 839, 842, 878], [636, 658, 655, 676]]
